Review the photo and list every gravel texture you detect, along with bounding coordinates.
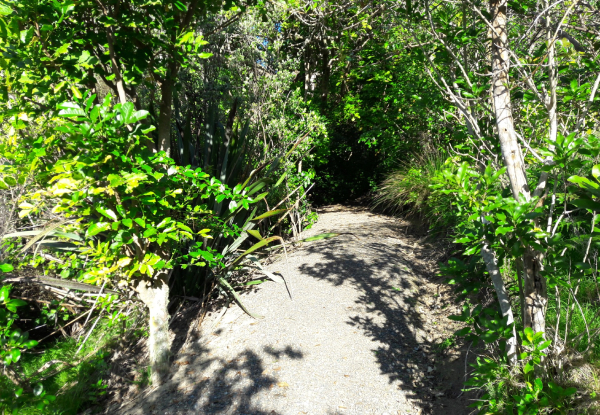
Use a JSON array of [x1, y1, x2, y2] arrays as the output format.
[[116, 206, 470, 415]]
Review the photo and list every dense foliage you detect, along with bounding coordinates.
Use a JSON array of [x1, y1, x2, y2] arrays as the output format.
[[1, 0, 600, 413]]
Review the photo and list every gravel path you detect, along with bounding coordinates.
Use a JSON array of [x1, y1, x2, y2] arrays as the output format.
[[118, 206, 469, 415]]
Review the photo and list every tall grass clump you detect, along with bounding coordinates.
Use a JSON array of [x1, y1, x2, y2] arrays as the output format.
[[373, 149, 455, 230]]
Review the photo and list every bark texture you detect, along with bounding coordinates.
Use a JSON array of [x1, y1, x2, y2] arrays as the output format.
[[523, 248, 547, 333], [482, 241, 518, 364], [490, 0, 547, 336], [157, 74, 175, 156], [490, 0, 529, 201], [137, 276, 171, 385]]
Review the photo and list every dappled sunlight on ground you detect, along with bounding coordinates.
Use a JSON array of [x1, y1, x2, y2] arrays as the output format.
[[109, 206, 470, 415]]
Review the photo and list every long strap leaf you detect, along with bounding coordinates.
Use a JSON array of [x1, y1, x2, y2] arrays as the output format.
[[227, 235, 282, 270], [251, 209, 289, 221], [247, 255, 292, 300], [218, 276, 264, 319], [20, 221, 68, 253], [6, 276, 118, 294]]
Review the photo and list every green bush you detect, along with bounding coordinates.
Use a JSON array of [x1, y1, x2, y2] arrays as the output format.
[[373, 150, 456, 230]]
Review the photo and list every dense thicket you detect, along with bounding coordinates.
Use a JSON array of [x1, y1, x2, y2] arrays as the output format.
[[1, 0, 600, 413]]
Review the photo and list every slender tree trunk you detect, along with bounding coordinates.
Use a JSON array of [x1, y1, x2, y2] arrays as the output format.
[[523, 248, 547, 334], [136, 274, 171, 386], [534, 0, 558, 198], [157, 73, 175, 156], [490, 0, 547, 335], [321, 44, 330, 107], [490, 0, 530, 201], [482, 241, 518, 364]]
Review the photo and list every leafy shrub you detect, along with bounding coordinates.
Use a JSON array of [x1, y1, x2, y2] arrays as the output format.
[[0, 265, 58, 414], [1, 93, 256, 386]]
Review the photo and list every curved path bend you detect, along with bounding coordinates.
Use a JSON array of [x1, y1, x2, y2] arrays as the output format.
[[119, 206, 469, 415]]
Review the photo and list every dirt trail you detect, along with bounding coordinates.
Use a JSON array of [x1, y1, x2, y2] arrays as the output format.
[[116, 206, 470, 415]]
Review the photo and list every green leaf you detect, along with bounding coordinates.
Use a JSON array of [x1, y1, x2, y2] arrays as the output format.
[[247, 229, 263, 240], [129, 110, 149, 123], [218, 276, 263, 319], [0, 285, 9, 302], [33, 383, 44, 397], [57, 102, 85, 118], [228, 236, 284, 270], [24, 339, 38, 348], [0, 263, 13, 273], [0, 4, 12, 15], [524, 326, 534, 342], [4, 176, 16, 186], [298, 233, 340, 242], [86, 222, 110, 237], [251, 192, 269, 203], [10, 348, 21, 362], [572, 198, 600, 211], [7, 299, 27, 309], [568, 175, 600, 190], [97, 207, 118, 221], [252, 209, 289, 221], [20, 27, 34, 44], [119, 102, 135, 123], [454, 327, 471, 336], [143, 228, 157, 238], [495, 226, 513, 236], [448, 314, 467, 322]]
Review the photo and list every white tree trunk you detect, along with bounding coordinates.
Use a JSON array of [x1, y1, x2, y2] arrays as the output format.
[[490, 0, 530, 201], [490, 0, 547, 336], [481, 241, 518, 365], [157, 75, 174, 156], [137, 276, 171, 385]]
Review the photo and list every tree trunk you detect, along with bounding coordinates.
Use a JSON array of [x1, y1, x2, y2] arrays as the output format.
[[157, 67, 177, 156], [490, 0, 529, 201], [136, 275, 171, 385], [321, 44, 330, 107], [490, 0, 547, 335], [523, 248, 547, 334], [482, 241, 518, 364]]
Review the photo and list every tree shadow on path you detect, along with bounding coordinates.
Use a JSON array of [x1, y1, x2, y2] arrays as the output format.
[[113, 209, 470, 415], [120, 343, 304, 414], [298, 219, 470, 414]]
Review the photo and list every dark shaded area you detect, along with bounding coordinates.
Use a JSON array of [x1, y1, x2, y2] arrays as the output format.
[[310, 123, 384, 206], [117, 344, 303, 415]]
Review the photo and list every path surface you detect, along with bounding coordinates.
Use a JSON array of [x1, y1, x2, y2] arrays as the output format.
[[119, 206, 469, 415]]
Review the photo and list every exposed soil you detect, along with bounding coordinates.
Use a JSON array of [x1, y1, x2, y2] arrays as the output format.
[[102, 205, 473, 415]]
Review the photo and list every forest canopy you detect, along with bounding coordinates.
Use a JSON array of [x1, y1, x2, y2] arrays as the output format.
[[1, 0, 600, 413]]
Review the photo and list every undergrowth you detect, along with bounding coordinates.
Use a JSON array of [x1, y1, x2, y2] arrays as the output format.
[[373, 149, 457, 231], [376, 152, 600, 413], [1, 307, 145, 415]]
